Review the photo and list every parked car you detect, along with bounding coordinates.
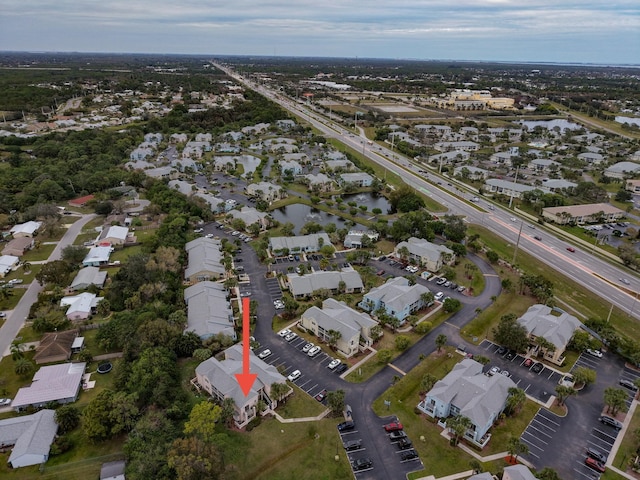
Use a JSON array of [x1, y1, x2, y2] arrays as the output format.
[[457, 285, 466, 292], [258, 349, 272, 359], [619, 379, 638, 391], [505, 350, 516, 360], [397, 438, 413, 450], [315, 389, 327, 402], [328, 358, 341, 370], [523, 358, 533, 367], [383, 422, 403, 432], [343, 439, 362, 451], [488, 366, 501, 376], [389, 431, 407, 441], [287, 370, 301, 382], [334, 363, 348, 374], [352, 458, 372, 471], [337, 421, 355, 432], [586, 348, 603, 358], [531, 362, 544, 373], [308, 346, 321, 357], [302, 343, 314, 353], [278, 328, 291, 337], [444, 281, 452, 288], [585, 456, 606, 473], [496, 346, 507, 355], [0, 398, 11, 406], [599, 415, 622, 430], [436, 278, 447, 285], [400, 449, 418, 460], [586, 447, 607, 463], [285, 332, 298, 342], [434, 292, 444, 301]]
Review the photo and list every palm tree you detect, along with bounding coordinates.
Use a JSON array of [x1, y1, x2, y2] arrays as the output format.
[[420, 373, 437, 394], [555, 385, 577, 406], [420, 292, 435, 307], [10, 342, 25, 361], [435, 334, 447, 353], [447, 415, 472, 446], [507, 436, 529, 462], [14, 358, 34, 376], [504, 387, 526, 416], [270, 382, 289, 405], [397, 246, 410, 263], [326, 329, 342, 350]]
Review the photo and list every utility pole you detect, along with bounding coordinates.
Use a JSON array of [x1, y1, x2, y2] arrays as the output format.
[[512, 221, 524, 265], [508, 164, 520, 209]]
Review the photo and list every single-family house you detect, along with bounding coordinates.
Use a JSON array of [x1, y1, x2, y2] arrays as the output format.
[[228, 207, 270, 231], [33, 329, 79, 364], [10, 221, 42, 238], [417, 358, 516, 448], [2, 237, 34, 257], [394, 237, 454, 272], [300, 298, 378, 358], [168, 179, 197, 196], [528, 159, 560, 173], [490, 151, 518, 167], [144, 166, 178, 180], [82, 246, 111, 267], [194, 344, 290, 428], [60, 292, 102, 321], [338, 172, 374, 188], [502, 465, 538, 480], [0, 409, 58, 468], [517, 304, 582, 366], [269, 233, 332, 255], [12, 363, 87, 411], [195, 133, 212, 142], [0, 255, 20, 278], [184, 237, 225, 282], [359, 277, 432, 323], [286, 270, 364, 299], [184, 281, 235, 340], [129, 147, 154, 161], [144, 133, 163, 145], [69, 266, 108, 291], [194, 192, 229, 213], [276, 119, 296, 130], [170, 133, 188, 143], [98, 225, 129, 246], [542, 203, 625, 225], [246, 182, 284, 202]]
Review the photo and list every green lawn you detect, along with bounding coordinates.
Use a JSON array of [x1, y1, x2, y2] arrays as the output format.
[[21, 243, 56, 262], [240, 416, 352, 480], [612, 404, 640, 472], [276, 384, 326, 419]]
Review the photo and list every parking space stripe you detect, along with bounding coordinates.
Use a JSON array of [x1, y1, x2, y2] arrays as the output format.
[[520, 433, 546, 450], [593, 428, 618, 441]]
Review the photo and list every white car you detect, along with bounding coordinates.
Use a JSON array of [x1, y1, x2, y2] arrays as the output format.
[[434, 292, 444, 301], [285, 332, 298, 342], [258, 349, 272, 359], [586, 348, 603, 358], [278, 329, 291, 337], [308, 346, 321, 357], [488, 366, 501, 376], [287, 370, 301, 382], [0, 398, 11, 406], [302, 343, 314, 353], [328, 358, 341, 369]]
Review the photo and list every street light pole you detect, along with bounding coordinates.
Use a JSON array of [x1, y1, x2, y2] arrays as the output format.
[[512, 221, 524, 265], [508, 165, 520, 209]]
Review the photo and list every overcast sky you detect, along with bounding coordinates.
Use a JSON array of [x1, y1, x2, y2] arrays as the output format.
[[2, 1, 638, 65]]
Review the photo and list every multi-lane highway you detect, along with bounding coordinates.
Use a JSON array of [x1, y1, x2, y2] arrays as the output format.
[[214, 61, 640, 321]]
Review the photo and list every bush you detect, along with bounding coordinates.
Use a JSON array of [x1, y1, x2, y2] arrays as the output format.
[[49, 435, 73, 456], [246, 416, 262, 431], [414, 322, 432, 335], [395, 335, 410, 351]]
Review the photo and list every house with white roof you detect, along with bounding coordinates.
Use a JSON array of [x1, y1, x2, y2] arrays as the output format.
[[303, 173, 334, 192], [184, 281, 235, 340], [194, 192, 229, 213], [394, 237, 454, 272], [12, 363, 86, 411], [280, 160, 302, 176], [286, 270, 364, 299], [528, 158, 560, 173], [0, 254, 19, 278], [143, 166, 178, 179], [502, 465, 538, 480], [359, 277, 432, 324], [434, 141, 479, 152], [538, 179, 577, 194], [417, 358, 516, 448], [0, 409, 58, 468], [343, 230, 379, 249], [82, 246, 111, 267], [60, 292, 102, 321], [577, 152, 605, 165], [228, 207, 270, 231], [246, 181, 285, 202], [605, 161, 640, 179], [324, 159, 354, 172], [454, 165, 488, 180], [518, 304, 582, 365], [269, 233, 332, 255], [276, 119, 296, 130], [69, 266, 107, 291], [98, 225, 129, 246], [184, 237, 225, 282], [194, 344, 289, 428], [542, 203, 625, 225], [338, 172, 374, 188], [129, 147, 154, 161], [170, 133, 188, 143], [483, 179, 537, 199], [429, 151, 470, 166], [168, 179, 197, 196], [10, 221, 42, 238], [300, 298, 377, 358]]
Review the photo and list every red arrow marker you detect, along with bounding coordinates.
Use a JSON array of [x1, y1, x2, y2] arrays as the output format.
[[235, 297, 257, 396]]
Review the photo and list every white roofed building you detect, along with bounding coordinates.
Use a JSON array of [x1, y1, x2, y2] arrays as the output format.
[[12, 363, 86, 411], [0, 409, 58, 468]]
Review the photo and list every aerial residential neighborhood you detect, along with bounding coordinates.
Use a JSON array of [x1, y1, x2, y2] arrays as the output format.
[[0, 47, 638, 480]]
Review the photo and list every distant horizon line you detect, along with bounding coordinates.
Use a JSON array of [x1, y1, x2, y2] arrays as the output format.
[[1, 50, 639, 69]]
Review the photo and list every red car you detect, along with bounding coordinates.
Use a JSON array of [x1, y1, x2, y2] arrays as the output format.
[[523, 358, 533, 367], [585, 456, 606, 473], [567, 247, 576, 252], [384, 422, 403, 432]]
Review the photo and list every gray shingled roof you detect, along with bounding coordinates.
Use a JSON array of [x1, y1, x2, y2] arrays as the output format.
[[184, 281, 235, 339], [302, 298, 376, 341], [287, 270, 363, 297], [428, 359, 516, 430], [517, 304, 581, 349], [12, 363, 86, 409], [70, 267, 107, 290], [2, 409, 57, 468], [269, 233, 332, 253], [184, 238, 224, 280], [363, 277, 431, 312], [395, 237, 453, 263]]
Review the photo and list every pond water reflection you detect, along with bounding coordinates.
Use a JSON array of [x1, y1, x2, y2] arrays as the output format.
[[271, 203, 347, 234]]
